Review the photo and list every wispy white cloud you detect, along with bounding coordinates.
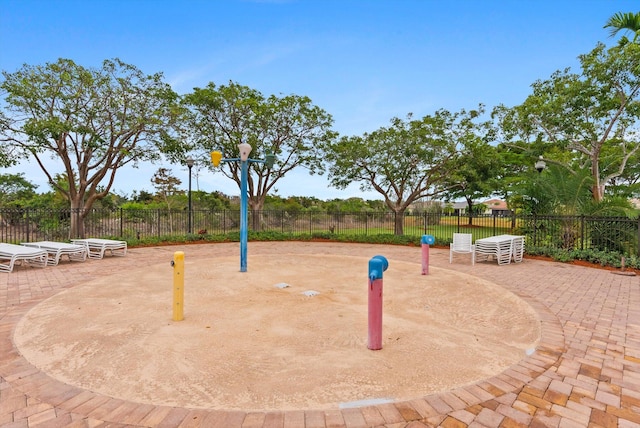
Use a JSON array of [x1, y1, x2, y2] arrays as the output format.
[[166, 63, 221, 93]]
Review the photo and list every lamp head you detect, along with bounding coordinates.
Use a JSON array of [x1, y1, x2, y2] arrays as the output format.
[[238, 143, 252, 161], [535, 155, 546, 173], [210, 151, 222, 167], [186, 157, 194, 168], [265, 152, 276, 169]]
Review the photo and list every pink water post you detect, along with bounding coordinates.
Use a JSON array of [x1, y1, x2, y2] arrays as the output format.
[[421, 234, 435, 275], [368, 255, 389, 350]]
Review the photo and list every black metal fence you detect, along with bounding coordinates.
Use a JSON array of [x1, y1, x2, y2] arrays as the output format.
[[1, 208, 638, 257]]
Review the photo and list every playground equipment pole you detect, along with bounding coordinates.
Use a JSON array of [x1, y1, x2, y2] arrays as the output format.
[[421, 234, 435, 275], [172, 251, 185, 321], [239, 154, 249, 272], [368, 255, 389, 350], [211, 144, 275, 273]]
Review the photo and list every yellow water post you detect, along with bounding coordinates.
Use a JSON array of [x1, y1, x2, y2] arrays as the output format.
[[172, 251, 185, 321]]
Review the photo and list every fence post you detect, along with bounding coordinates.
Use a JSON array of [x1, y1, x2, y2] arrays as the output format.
[[120, 208, 124, 237], [493, 214, 497, 236], [365, 213, 368, 235], [637, 217, 640, 256], [26, 208, 30, 242], [580, 215, 585, 250], [423, 211, 427, 234]]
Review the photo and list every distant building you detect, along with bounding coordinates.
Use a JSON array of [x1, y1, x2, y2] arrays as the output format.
[[480, 199, 511, 216], [450, 201, 468, 215], [408, 198, 511, 216], [407, 200, 445, 214]]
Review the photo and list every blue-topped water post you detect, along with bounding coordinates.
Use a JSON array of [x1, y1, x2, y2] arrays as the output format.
[[368, 255, 389, 350], [211, 143, 275, 272], [421, 234, 435, 275]]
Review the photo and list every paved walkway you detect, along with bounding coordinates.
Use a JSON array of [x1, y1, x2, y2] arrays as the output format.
[[0, 242, 638, 427]]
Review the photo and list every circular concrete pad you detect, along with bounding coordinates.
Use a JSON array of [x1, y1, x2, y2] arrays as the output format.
[[15, 253, 540, 411]]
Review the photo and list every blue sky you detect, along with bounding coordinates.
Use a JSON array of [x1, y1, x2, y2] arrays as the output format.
[[1, 0, 637, 200]]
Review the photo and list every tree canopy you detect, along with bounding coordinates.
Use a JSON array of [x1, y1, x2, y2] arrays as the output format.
[[439, 105, 500, 224], [0, 58, 181, 237], [323, 109, 483, 234], [182, 81, 337, 228], [494, 41, 640, 203], [0, 173, 37, 208]]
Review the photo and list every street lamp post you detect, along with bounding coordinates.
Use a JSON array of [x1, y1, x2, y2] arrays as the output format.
[[210, 144, 275, 272], [186, 157, 194, 234], [532, 156, 546, 246]]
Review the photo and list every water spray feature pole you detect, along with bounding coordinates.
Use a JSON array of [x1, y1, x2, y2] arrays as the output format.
[[171, 251, 185, 321], [368, 255, 389, 350], [238, 146, 250, 272], [211, 144, 275, 272], [421, 234, 435, 275]]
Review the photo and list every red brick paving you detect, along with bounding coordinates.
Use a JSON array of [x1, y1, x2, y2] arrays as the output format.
[[0, 242, 638, 427]]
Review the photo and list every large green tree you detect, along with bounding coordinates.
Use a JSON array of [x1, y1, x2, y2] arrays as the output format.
[[439, 106, 499, 224], [0, 58, 181, 238], [151, 167, 182, 233], [323, 109, 468, 235], [494, 41, 640, 203], [182, 81, 336, 229], [151, 168, 183, 209], [0, 173, 37, 208]]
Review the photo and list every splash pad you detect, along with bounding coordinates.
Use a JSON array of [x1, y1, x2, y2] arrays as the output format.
[[14, 246, 540, 411]]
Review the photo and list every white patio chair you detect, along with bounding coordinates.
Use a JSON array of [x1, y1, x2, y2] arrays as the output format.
[[450, 233, 475, 265], [0, 243, 48, 273]]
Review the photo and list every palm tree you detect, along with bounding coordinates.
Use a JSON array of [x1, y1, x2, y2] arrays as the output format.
[[604, 12, 640, 44]]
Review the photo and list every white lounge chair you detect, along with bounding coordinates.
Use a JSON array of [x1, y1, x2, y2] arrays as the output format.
[[495, 239, 514, 265], [511, 236, 525, 263], [71, 238, 127, 259], [475, 234, 522, 265], [21, 241, 87, 266], [450, 233, 475, 265], [0, 243, 48, 273]]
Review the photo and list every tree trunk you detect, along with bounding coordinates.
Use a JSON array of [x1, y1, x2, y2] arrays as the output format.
[[249, 197, 265, 231], [592, 161, 603, 202], [592, 183, 604, 202], [393, 210, 405, 235], [69, 199, 85, 239], [465, 196, 474, 225]]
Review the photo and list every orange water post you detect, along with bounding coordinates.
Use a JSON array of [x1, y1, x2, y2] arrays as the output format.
[[172, 251, 185, 321], [367, 255, 389, 350]]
